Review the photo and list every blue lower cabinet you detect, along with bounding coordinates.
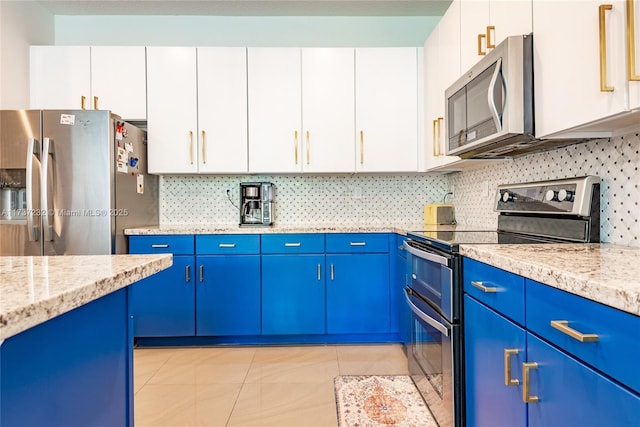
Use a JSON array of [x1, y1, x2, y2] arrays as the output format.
[[464, 295, 527, 427], [196, 255, 260, 336], [326, 253, 390, 334], [527, 333, 640, 427], [1, 289, 132, 426], [262, 254, 326, 335], [130, 255, 196, 337]]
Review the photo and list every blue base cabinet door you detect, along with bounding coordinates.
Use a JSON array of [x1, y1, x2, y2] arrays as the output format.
[[262, 254, 325, 335], [464, 295, 527, 427], [196, 255, 261, 336], [130, 255, 196, 337], [527, 333, 640, 427], [326, 253, 390, 334]]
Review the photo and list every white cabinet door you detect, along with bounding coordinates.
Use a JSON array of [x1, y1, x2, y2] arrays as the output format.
[[533, 0, 627, 137], [355, 48, 418, 172], [460, 0, 490, 73], [489, 1, 532, 48], [301, 48, 355, 173], [30, 46, 91, 110], [146, 47, 198, 174], [248, 48, 302, 173], [91, 46, 147, 120], [197, 47, 248, 173], [628, 0, 640, 111]]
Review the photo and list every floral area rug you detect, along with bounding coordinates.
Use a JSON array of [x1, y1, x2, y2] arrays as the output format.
[[334, 375, 438, 427]]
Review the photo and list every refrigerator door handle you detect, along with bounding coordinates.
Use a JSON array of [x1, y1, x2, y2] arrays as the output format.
[[41, 137, 54, 242], [26, 137, 40, 241]]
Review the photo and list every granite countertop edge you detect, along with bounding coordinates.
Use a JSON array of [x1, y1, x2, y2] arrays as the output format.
[[124, 224, 430, 236], [459, 243, 640, 317], [0, 254, 173, 341]]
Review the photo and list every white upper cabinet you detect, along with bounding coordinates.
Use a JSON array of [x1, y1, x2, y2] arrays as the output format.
[[301, 48, 355, 173], [197, 48, 248, 174], [147, 47, 248, 174], [460, 0, 532, 73], [533, 0, 639, 138], [146, 47, 199, 174], [248, 48, 302, 173], [355, 48, 419, 172], [631, 0, 640, 111], [30, 46, 147, 120]]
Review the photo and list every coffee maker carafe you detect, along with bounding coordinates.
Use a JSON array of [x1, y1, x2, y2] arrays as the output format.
[[240, 182, 274, 226]]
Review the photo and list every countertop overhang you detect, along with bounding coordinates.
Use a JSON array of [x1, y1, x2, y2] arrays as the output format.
[[0, 254, 173, 340]]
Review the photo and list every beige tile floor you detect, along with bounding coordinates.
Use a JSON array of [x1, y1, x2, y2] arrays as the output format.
[[134, 344, 409, 427]]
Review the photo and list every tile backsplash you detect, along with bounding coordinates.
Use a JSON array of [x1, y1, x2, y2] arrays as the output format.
[[159, 130, 639, 247]]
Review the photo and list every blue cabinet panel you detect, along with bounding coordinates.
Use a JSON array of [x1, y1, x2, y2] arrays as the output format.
[[262, 254, 325, 335], [130, 255, 196, 337], [195, 234, 260, 255], [526, 279, 640, 394], [325, 233, 389, 253], [129, 235, 194, 255], [527, 333, 640, 427], [463, 257, 525, 325], [196, 255, 261, 336], [326, 253, 390, 334], [261, 234, 324, 254], [464, 295, 527, 427], [1, 289, 131, 427]]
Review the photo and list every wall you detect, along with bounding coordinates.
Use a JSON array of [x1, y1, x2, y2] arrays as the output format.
[[54, 15, 438, 47], [450, 130, 640, 247], [0, 1, 54, 108]]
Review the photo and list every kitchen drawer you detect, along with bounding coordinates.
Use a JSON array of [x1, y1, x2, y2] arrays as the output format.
[[261, 234, 324, 254], [463, 257, 525, 326], [195, 234, 260, 255], [325, 233, 389, 253], [526, 279, 640, 394], [129, 235, 194, 255]]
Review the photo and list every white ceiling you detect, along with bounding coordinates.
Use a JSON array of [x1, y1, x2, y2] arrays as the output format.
[[35, 0, 451, 16]]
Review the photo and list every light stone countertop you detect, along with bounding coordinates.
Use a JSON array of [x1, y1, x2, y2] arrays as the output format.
[[0, 254, 173, 340], [460, 243, 640, 316]]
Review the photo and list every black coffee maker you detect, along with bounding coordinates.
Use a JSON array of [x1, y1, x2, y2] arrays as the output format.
[[239, 182, 274, 226]]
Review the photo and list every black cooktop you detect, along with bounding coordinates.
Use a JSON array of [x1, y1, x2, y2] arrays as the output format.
[[407, 230, 555, 253]]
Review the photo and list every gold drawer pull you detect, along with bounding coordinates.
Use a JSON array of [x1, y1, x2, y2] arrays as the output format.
[[504, 349, 520, 386], [522, 362, 539, 403], [550, 320, 599, 342], [471, 280, 498, 293], [599, 4, 614, 92], [478, 33, 487, 56], [486, 25, 495, 49], [627, 0, 640, 81]]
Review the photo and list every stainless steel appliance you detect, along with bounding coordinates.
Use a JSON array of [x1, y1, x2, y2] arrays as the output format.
[[239, 182, 274, 226], [0, 109, 158, 256], [403, 176, 601, 427]]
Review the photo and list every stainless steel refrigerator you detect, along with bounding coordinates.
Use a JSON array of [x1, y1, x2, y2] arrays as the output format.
[[0, 110, 158, 256]]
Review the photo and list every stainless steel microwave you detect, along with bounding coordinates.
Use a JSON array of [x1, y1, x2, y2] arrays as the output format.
[[445, 34, 535, 158]]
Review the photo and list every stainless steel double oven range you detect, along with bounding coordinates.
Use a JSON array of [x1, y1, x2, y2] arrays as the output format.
[[402, 176, 601, 427]]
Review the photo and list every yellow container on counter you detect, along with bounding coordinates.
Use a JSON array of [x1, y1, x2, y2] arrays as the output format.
[[424, 204, 455, 225]]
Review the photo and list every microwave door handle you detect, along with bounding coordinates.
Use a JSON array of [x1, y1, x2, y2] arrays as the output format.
[[488, 57, 503, 132], [404, 288, 450, 336]]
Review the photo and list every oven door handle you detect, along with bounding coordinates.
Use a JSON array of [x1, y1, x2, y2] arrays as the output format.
[[404, 241, 449, 266], [404, 288, 450, 336]]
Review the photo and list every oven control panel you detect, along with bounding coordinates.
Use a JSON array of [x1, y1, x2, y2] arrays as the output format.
[[496, 176, 600, 216]]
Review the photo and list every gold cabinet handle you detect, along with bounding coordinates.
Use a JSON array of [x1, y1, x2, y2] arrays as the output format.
[[627, 0, 640, 81], [486, 25, 496, 49], [359, 130, 364, 164], [189, 131, 194, 164], [317, 263, 321, 281], [599, 4, 614, 91], [522, 362, 539, 403], [330, 264, 334, 281], [185, 265, 191, 282], [504, 349, 520, 386], [93, 96, 98, 110], [294, 130, 299, 164], [471, 280, 498, 293], [306, 130, 310, 165], [81, 95, 86, 110], [199, 265, 204, 282], [550, 320, 599, 342], [432, 119, 439, 156], [478, 33, 487, 56], [201, 130, 206, 164], [437, 117, 444, 156]]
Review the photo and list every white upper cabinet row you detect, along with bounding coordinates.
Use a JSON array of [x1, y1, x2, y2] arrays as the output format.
[[30, 46, 147, 121], [30, 46, 419, 174]]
